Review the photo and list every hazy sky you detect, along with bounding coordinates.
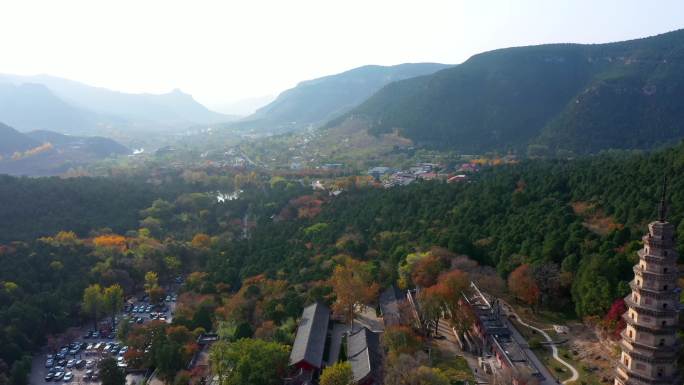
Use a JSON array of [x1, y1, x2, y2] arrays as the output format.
[[1, 0, 683, 108]]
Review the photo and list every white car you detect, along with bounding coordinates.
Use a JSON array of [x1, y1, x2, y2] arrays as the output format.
[[63, 372, 73, 382]]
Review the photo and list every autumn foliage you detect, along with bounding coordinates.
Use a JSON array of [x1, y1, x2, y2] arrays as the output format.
[[191, 233, 211, 249], [279, 195, 325, 220], [411, 254, 448, 288], [329, 258, 380, 324], [601, 298, 627, 340], [508, 264, 540, 306], [382, 325, 423, 356], [93, 234, 127, 251]]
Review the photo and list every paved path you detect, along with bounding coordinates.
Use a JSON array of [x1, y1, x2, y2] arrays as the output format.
[[435, 320, 490, 384], [502, 304, 579, 385]]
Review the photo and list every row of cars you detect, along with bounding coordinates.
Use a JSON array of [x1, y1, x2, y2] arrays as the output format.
[[83, 341, 129, 359], [84, 329, 116, 340], [44, 359, 96, 382], [46, 358, 95, 369], [123, 294, 175, 324]]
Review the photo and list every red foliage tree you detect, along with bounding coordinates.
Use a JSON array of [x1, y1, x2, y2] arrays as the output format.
[[508, 264, 540, 307], [603, 298, 627, 340]]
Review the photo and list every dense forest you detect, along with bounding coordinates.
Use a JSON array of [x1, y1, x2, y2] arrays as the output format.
[[1, 144, 684, 384]]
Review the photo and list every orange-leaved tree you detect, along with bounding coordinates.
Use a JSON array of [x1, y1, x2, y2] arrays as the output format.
[[329, 258, 380, 326], [508, 264, 540, 308]]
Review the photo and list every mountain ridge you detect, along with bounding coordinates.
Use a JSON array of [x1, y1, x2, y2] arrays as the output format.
[[0, 74, 235, 135], [229, 63, 451, 134], [328, 29, 684, 155]]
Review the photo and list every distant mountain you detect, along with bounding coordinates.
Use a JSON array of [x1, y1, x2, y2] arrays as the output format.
[[0, 122, 129, 176], [0, 82, 98, 133], [329, 29, 684, 155], [0, 74, 235, 135], [231, 63, 451, 133], [0, 122, 40, 154]]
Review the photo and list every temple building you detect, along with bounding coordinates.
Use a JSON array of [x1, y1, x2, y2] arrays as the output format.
[[615, 187, 682, 385]]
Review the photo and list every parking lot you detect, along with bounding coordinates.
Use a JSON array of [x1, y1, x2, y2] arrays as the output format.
[[29, 291, 177, 385]]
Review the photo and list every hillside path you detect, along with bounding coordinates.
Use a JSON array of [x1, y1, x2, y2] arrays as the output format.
[[502, 303, 579, 384]]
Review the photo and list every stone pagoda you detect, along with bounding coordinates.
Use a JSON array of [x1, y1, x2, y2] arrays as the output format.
[[615, 184, 681, 385]]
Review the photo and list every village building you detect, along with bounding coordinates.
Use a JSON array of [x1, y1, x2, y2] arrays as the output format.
[[461, 283, 543, 385], [614, 191, 681, 385], [286, 301, 386, 385], [286, 302, 331, 384], [368, 166, 392, 181]]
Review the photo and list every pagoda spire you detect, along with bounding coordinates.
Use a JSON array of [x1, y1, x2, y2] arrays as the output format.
[[658, 175, 668, 222]]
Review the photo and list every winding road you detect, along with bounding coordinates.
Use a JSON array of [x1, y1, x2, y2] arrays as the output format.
[[504, 305, 579, 384]]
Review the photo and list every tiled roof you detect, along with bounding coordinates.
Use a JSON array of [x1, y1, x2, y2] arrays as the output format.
[[347, 327, 381, 383], [289, 302, 330, 369]]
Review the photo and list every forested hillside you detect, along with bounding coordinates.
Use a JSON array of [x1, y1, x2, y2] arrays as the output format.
[[0, 123, 39, 155], [333, 29, 684, 155], [0, 126, 131, 176], [231, 63, 450, 133]]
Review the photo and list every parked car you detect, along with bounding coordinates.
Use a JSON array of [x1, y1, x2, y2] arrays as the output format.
[[85, 360, 95, 369], [57, 359, 67, 367], [63, 372, 73, 382], [45, 373, 55, 382], [53, 372, 65, 381], [91, 372, 99, 381], [116, 357, 127, 368], [66, 359, 75, 368], [46, 359, 54, 368], [84, 370, 93, 380], [76, 360, 86, 369]]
